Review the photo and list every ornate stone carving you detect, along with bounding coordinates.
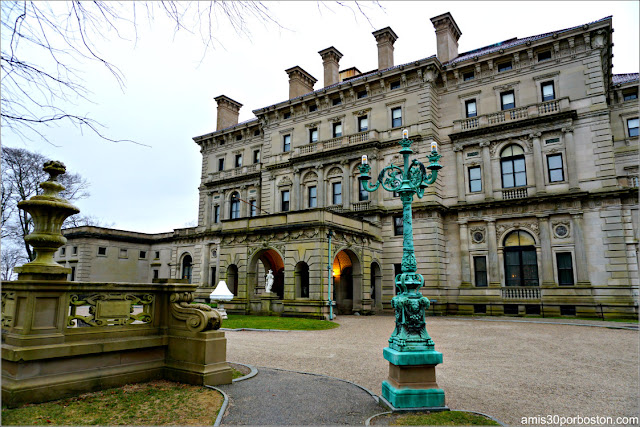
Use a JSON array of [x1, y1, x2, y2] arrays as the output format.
[[68, 293, 154, 327], [278, 176, 293, 187], [470, 227, 486, 243], [353, 108, 372, 116], [170, 292, 221, 332], [552, 220, 571, 238]]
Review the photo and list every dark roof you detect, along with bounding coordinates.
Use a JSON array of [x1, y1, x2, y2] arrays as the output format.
[[613, 73, 639, 84], [447, 15, 612, 66]]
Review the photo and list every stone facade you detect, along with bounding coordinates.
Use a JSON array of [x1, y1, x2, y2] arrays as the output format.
[[57, 13, 638, 319]]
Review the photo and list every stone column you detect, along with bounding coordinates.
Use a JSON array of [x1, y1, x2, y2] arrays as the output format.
[[530, 132, 545, 194], [342, 160, 350, 209], [538, 215, 555, 286], [571, 213, 591, 285], [205, 193, 212, 226], [458, 221, 471, 286], [563, 127, 579, 190], [479, 141, 493, 200], [201, 243, 211, 287], [240, 186, 248, 217], [316, 164, 325, 208], [454, 144, 465, 203], [222, 190, 228, 220], [293, 168, 301, 211], [486, 219, 500, 287]]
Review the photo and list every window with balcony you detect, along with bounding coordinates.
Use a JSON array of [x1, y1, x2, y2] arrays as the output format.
[[469, 166, 482, 192], [537, 50, 552, 62], [541, 81, 555, 101], [547, 154, 564, 182], [501, 91, 515, 110], [308, 186, 317, 208], [393, 216, 403, 236], [235, 154, 242, 168], [332, 182, 342, 205], [281, 190, 290, 212], [358, 116, 368, 132], [359, 180, 369, 201], [218, 158, 225, 171], [627, 118, 639, 137], [504, 230, 539, 287], [500, 144, 526, 188], [463, 71, 475, 81], [556, 252, 574, 286], [283, 134, 291, 152], [465, 99, 477, 118], [474, 256, 488, 287], [309, 128, 318, 143], [230, 193, 240, 219], [391, 107, 402, 128], [498, 61, 512, 72], [333, 122, 342, 138]]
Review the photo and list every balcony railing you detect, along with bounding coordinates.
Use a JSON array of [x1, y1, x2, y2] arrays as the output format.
[[351, 200, 371, 211], [207, 163, 262, 183], [502, 187, 528, 200], [292, 130, 379, 158], [502, 287, 540, 299], [453, 97, 570, 133]]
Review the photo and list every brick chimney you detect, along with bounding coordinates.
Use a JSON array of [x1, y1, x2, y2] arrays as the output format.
[[430, 12, 462, 64], [318, 46, 343, 87], [285, 66, 317, 99], [214, 95, 242, 131], [372, 27, 398, 70]]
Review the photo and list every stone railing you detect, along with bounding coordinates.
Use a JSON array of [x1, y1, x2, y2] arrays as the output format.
[[326, 204, 345, 213], [502, 286, 541, 299], [292, 130, 379, 158], [351, 200, 372, 211], [453, 97, 570, 133], [502, 186, 528, 200], [207, 163, 261, 183]]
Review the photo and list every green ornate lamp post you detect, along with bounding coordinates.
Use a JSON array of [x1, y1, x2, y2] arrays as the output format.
[[359, 129, 446, 410]]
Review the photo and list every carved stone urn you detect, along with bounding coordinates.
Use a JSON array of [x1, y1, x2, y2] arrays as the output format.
[[13, 161, 80, 280]]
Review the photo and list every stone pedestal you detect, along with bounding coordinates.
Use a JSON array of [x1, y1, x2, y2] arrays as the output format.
[[260, 293, 280, 315], [381, 347, 447, 410]]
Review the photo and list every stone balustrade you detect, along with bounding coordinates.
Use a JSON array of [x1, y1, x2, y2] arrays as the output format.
[[292, 130, 379, 158], [207, 163, 261, 183], [501, 286, 541, 299], [502, 186, 529, 200]]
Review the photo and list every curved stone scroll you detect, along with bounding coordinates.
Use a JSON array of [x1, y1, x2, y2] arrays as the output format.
[[170, 292, 221, 332]]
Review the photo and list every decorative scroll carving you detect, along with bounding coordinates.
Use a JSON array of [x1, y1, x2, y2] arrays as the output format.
[[470, 227, 486, 243], [68, 293, 154, 327], [170, 292, 221, 332]]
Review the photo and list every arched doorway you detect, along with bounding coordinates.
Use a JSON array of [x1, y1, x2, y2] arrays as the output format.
[[333, 249, 362, 314], [503, 230, 539, 286], [370, 262, 382, 311], [248, 248, 285, 299], [181, 254, 193, 283], [227, 264, 238, 296], [295, 262, 310, 298]]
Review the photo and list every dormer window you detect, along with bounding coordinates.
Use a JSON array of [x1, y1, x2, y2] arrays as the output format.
[[309, 104, 318, 112], [332, 98, 342, 106], [283, 111, 291, 119], [498, 61, 512, 72], [537, 50, 552, 62], [463, 71, 474, 81], [357, 90, 367, 99], [390, 81, 401, 90]]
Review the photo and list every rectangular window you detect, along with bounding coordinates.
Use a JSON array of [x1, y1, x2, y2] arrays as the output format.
[[560, 305, 576, 316], [283, 111, 291, 119], [308, 186, 317, 208], [556, 252, 574, 286], [309, 104, 317, 112], [250, 200, 257, 217], [393, 216, 403, 236], [545, 137, 560, 145], [253, 150, 260, 163], [218, 158, 225, 171], [623, 90, 638, 101], [463, 71, 475, 81], [501, 91, 515, 110], [235, 134, 242, 141], [469, 166, 482, 192], [211, 267, 217, 285], [281, 190, 290, 212], [119, 249, 128, 258], [60, 247, 66, 256], [474, 304, 486, 314], [525, 305, 540, 315], [358, 116, 368, 132], [547, 154, 564, 182], [465, 99, 477, 118], [474, 256, 488, 287], [153, 269, 159, 280], [357, 90, 367, 99], [70, 266, 76, 281], [72, 246, 78, 255], [333, 122, 342, 138], [139, 250, 147, 259], [503, 304, 519, 315], [309, 128, 318, 143], [254, 129, 260, 136], [332, 182, 342, 205], [541, 81, 555, 101], [498, 61, 512, 72], [391, 107, 402, 128], [390, 80, 401, 90], [394, 263, 402, 294], [537, 50, 552, 62], [235, 154, 242, 168], [359, 180, 369, 201], [627, 118, 639, 137], [332, 98, 342, 106], [214, 205, 220, 223], [283, 134, 291, 152], [155, 251, 160, 259]]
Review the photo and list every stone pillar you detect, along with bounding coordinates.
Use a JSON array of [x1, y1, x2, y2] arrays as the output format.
[[563, 127, 579, 190], [479, 141, 493, 200], [316, 165, 325, 208], [222, 190, 228, 220], [454, 144, 465, 203], [240, 186, 248, 217], [571, 213, 591, 285], [458, 221, 471, 286], [530, 132, 545, 194], [205, 193, 212, 226], [201, 243, 211, 287], [486, 219, 500, 287], [342, 161, 350, 209], [293, 168, 301, 211], [538, 215, 555, 286]]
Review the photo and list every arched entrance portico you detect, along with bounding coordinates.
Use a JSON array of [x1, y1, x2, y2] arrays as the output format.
[[248, 248, 285, 299], [333, 249, 362, 314]]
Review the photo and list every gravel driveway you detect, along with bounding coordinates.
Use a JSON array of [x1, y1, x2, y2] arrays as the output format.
[[224, 316, 639, 426]]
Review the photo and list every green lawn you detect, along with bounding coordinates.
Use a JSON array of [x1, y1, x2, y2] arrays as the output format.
[[388, 410, 500, 426], [1, 380, 223, 426], [222, 315, 339, 330]]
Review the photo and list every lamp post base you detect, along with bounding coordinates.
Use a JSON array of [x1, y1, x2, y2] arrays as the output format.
[[380, 384, 447, 411]]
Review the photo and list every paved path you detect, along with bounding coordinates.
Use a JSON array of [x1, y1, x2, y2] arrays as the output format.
[[217, 367, 383, 425], [222, 315, 639, 426]]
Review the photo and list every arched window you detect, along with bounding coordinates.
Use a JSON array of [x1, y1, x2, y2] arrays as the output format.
[[181, 254, 193, 284], [500, 144, 526, 188], [227, 264, 238, 296], [503, 230, 538, 287], [230, 192, 240, 219]]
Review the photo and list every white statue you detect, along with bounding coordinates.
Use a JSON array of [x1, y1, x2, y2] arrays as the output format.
[[265, 269, 274, 293]]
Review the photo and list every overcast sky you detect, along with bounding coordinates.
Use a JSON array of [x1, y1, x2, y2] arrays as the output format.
[[2, 1, 638, 234]]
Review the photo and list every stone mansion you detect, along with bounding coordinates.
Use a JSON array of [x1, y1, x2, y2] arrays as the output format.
[[56, 13, 639, 319]]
